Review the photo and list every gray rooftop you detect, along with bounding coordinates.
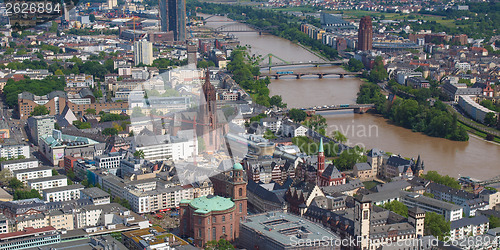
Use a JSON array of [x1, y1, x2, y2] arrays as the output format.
[[240, 212, 340, 246], [450, 215, 489, 230], [42, 184, 85, 194], [81, 187, 110, 199], [12, 166, 52, 175]]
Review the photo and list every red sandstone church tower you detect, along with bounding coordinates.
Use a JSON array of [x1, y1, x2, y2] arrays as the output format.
[[198, 69, 219, 152], [358, 16, 373, 51], [317, 137, 325, 179]]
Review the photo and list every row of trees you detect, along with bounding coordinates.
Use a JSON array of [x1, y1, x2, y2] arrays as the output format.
[[421, 171, 462, 190], [227, 47, 281, 107], [3, 76, 65, 108], [190, 1, 339, 60]]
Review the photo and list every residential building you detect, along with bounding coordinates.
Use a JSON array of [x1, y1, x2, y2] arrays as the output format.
[[449, 215, 489, 241], [65, 74, 94, 88], [260, 117, 282, 133], [441, 82, 482, 102], [0, 198, 47, 218], [81, 187, 111, 205], [134, 40, 154, 66], [12, 166, 52, 184], [458, 95, 498, 123], [42, 184, 85, 202], [132, 133, 197, 162], [27, 175, 67, 192], [27, 115, 55, 145], [407, 76, 430, 89], [0, 215, 8, 234], [427, 182, 476, 205], [246, 179, 290, 213], [282, 120, 308, 137], [46, 210, 74, 230], [0, 144, 30, 160], [0, 158, 38, 176], [240, 211, 341, 250], [353, 162, 373, 181]]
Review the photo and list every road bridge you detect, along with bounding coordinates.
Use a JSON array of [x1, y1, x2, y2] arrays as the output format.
[[214, 23, 277, 35], [259, 59, 348, 68], [259, 71, 362, 79], [301, 104, 375, 114]]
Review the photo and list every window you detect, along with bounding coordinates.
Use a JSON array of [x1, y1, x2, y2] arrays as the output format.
[[230, 214, 232, 220], [222, 226, 226, 235], [213, 216, 216, 223], [212, 227, 216, 241], [239, 188, 243, 197], [239, 203, 243, 213], [222, 216, 225, 222], [198, 218, 201, 224], [198, 228, 202, 238]]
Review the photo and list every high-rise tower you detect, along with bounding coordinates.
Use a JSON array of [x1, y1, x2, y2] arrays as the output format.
[[159, 0, 186, 41], [357, 16, 373, 51]]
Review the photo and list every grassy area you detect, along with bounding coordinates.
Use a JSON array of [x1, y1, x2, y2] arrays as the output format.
[[363, 180, 382, 190], [458, 122, 500, 143]]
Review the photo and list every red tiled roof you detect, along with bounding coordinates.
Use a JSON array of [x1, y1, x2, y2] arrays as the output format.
[[0, 226, 57, 240]]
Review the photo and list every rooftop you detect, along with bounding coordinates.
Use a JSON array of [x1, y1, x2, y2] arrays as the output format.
[[81, 187, 110, 199], [241, 212, 340, 246], [182, 195, 234, 214], [42, 184, 85, 194]]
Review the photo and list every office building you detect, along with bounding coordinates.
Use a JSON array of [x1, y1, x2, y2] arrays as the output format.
[[159, 0, 186, 41], [27, 115, 55, 146], [357, 16, 373, 51], [134, 40, 154, 66]]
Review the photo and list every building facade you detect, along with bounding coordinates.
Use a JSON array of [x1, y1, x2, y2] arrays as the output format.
[[358, 16, 373, 51]]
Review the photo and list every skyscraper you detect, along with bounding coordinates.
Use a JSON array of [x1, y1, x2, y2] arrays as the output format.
[[159, 0, 186, 41], [134, 40, 154, 66], [357, 16, 373, 51]]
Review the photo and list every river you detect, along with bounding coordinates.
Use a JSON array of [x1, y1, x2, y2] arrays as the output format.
[[204, 15, 500, 180]]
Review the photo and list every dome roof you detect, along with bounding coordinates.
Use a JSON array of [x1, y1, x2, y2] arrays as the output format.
[[233, 162, 243, 170]]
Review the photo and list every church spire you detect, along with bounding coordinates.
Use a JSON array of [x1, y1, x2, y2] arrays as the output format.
[[319, 138, 324, 153]]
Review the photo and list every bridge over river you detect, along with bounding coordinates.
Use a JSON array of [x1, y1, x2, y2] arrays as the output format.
[[259, 71, 362, 79]]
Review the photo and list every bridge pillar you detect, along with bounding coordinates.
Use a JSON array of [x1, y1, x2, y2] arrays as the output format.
[[275, 75, 279, 80], [340, 74, 344, 78], [318, 74, 323, 79], [296, 74, 301, 79]]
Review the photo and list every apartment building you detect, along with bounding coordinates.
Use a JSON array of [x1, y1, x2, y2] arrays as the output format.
[[12, 167, 52, 184], [42, 184, 85, 202], [0, 158, 38, 177], [27, 176, 67, 192], [81, 187, 111, 205], [0, 144, 30, 160], [450, 215, 489, 241]]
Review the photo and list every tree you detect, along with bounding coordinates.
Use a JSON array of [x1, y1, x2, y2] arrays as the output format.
[[347, 58, 364, 72], [270, 95, 286, 108], [381, 200, 408, 217], [85, 108, 96, 115], [424, 212, 450, 240], [263, 129, 277, 140], [288, 109, 307, 123], [102, 128, 118, 136], [133, 150, 145, 159], [66, 169, 76, 180], [54, 69, 64, 75], [335, 147, 367, 171], [52, 169, 59, 176], [8, 178, 23, 189], [484, 112, 497, 127], [205, 239, 235, 250], [132, 107, 145, 117], [73, 120, 91, 129], [332, 130, 347, 144], [421, 171, 461, 190], [489, 216, 500, 229], [67, 179, 73, 185], [30, 105, 49, 116]]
